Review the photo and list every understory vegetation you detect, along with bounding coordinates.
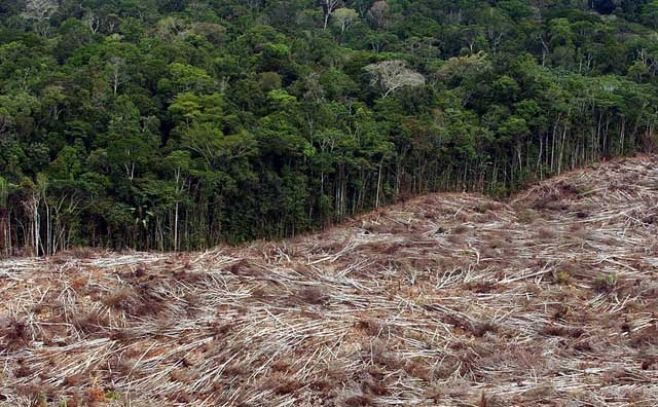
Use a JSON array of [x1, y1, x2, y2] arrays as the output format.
[[1, 0, 658, 254]]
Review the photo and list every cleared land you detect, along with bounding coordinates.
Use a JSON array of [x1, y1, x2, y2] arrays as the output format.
[[1, 156, 657, 406]]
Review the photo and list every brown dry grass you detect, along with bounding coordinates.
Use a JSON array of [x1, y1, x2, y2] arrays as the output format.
[[1, 155, 657, 406]]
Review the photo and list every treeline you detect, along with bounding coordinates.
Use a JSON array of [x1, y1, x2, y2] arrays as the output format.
[[1, 0, 657, 255]]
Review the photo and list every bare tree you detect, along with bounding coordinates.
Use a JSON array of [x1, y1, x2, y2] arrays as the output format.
[[84, 12, 100, 34], [107, 57, 127, 96], [105, 14, 120, 33], [364, 60, 426, 97], [22, 0, 58, 36], [21, 179, 42, 256], [0, 177, 10, 257], [320, 0, 341, 30]]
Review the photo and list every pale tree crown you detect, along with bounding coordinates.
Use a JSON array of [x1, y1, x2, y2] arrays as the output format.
[[365, 60, 426, 97]]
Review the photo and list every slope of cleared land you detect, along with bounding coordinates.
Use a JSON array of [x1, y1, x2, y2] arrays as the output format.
[[1, 156, 657, 406]]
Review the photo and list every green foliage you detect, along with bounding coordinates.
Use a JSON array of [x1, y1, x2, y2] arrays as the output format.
[[169, 92, 223, 126], [0, 0, 657, 253], [593, 273, 618, 293]]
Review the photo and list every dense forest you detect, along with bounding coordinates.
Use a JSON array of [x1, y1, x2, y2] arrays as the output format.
[[0, 0, 657, 255]]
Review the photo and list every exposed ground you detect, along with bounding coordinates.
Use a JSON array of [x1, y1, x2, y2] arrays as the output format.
[[1, 156, 657, 407]]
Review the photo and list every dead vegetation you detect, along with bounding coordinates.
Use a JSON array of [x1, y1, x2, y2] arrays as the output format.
[[1, 155, 657, 406]]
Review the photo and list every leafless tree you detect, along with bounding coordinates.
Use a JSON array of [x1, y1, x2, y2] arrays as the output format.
[[108, 57, 127, 96], [365, 60, 426, 97], [84, 12, 100, 34], [320, 0, 341, 30]]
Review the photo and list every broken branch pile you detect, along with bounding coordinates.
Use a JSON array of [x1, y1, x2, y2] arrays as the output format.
[[1, 156, 657, 406]]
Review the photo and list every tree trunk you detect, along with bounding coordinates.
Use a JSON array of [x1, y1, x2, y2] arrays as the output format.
[[375, 158, 383, 208], [174, 202, 179, 252], [323, 12, 330, 30], [0, 209, 8, 257]]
